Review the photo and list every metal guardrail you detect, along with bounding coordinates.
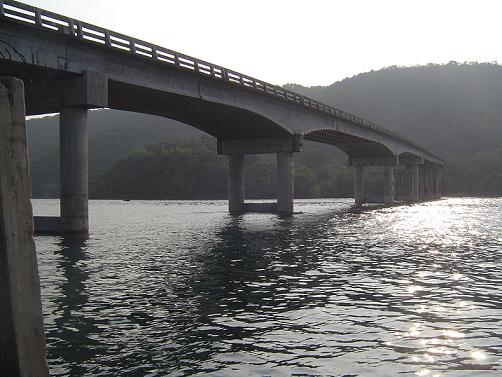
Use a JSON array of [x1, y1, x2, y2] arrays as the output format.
[[0, 0, 443, 162]]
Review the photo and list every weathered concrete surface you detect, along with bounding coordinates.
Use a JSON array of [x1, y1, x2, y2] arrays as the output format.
[[383, 166, 395, 204], [228, 154, 245, 214], [60, 106, 88, 236], [0, 77, 48, 376], [354, 166, 365, 206], [410, 164, 419, 201], [276, 152, 294, 214]]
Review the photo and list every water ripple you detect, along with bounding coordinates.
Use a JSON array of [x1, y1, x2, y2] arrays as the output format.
[[34, 198, 502, 376]]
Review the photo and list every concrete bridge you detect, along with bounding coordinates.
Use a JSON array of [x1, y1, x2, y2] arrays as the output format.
[[0, 0, 445, 235]]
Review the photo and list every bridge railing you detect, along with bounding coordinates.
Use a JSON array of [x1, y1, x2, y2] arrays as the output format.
[[0, 0, 443, 161]]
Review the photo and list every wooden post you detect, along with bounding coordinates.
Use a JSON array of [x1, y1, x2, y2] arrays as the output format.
[[0, 77, 49, 376]]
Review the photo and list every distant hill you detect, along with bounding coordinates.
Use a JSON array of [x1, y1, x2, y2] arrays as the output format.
[[285, 62, 502, 159], [27, 62, 502, 198], [27, 110, 206, 197]]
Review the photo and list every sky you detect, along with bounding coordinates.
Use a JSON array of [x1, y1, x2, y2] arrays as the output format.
[[20, 0, 502, 87]]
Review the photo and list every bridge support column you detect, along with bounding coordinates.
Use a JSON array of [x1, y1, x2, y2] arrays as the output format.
[[277, 152, 294, 214], [438, 169, 442, 198], [434, 168, 442, 198], [353, 166, 365, 206], [427, 168, 434, 199], [60, 107, 89, 236], [383, 166, 395, 204], [410, 164, 419, 201], [228, 154, 245, 213], [0, 77, 49, 377]]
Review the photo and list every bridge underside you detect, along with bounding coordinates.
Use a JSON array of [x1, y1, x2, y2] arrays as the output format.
[[0, 19, 445, 236], [107, 81, 291, 140], [304, 130, 394, 159], [1, 64, 443, 236]]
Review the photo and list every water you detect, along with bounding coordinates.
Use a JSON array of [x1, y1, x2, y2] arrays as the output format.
[[34, 198, 502, 376]]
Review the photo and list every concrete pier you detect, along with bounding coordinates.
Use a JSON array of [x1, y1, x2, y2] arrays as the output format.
[[435, 168, 442, 198], [228, 154, 245, 213], [60, 106, 89, 236], [410, 164, 419, 201], [0, 77, 49, 376], [276, 152, 294, 214], [383, 166, 395, 204], [354, 166, 365, 206]]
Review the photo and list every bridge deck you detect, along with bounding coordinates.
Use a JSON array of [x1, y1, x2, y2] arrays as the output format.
[[0, 0, 444, 164]]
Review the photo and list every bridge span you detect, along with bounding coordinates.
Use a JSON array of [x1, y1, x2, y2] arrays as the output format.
[[0, 0, 445, 235]]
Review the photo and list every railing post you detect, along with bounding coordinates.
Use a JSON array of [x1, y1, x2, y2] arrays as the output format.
[[67, 18, 75, 37], [104, 30, 111, 46], [35, 8, 42, 27], [76, 21, 83, 38]]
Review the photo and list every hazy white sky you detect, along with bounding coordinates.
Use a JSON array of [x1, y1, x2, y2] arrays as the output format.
[[21, 0, 502, 87]]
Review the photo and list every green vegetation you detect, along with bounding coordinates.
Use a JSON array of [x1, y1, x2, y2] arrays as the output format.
[[27, 62, 502, 199], [91, 138, 390, 200]]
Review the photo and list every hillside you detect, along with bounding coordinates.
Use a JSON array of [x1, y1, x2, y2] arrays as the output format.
[[286, 62, 502, 158], [27, 110, 206, 197], [27, 63, 502, 198]]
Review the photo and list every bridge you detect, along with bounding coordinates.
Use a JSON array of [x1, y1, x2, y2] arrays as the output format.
[[0, 0, 445, 236]]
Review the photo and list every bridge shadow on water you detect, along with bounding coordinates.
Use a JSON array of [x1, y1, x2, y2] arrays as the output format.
[[45, 237, 101, 377]]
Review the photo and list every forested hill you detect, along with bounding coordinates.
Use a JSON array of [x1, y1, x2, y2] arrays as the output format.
[[27, 63, 502, 198], [285, 62, 502, 159], [27, 110, 205, 197]]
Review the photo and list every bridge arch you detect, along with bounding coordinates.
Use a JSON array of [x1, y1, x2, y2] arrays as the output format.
[[303, 128, 396, 159], [107, 80, 293, 140]]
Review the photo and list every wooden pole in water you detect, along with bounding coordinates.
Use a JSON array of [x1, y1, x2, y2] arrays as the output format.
[[0, 77, 49, 376]]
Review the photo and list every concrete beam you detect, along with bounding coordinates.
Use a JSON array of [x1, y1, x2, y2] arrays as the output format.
[[60, 106, 89, 236], [399, 155, 424, 166], [26, 70, 108, 115], [0, 77, 49, 377], [349, 156, 398, 167], [276, 152, 294, 214], [218, 135, 303, 155], [228, 154, 245, 214]]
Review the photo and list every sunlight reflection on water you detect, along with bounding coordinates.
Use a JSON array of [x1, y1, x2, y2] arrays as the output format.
[[34, 198, 502, 376]]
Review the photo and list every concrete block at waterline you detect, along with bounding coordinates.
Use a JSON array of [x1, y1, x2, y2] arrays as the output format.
[[0, 77, 49, 376], [34, 216, 62, 235], [243, 202, 278, 213]]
